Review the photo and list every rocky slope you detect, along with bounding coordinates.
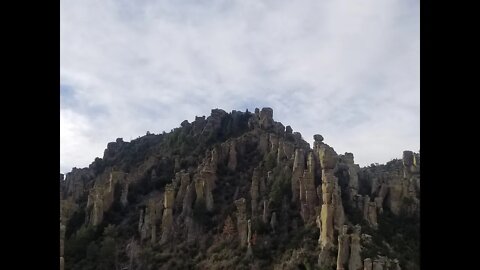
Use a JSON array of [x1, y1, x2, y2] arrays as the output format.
[[60, 108, 420, 270]]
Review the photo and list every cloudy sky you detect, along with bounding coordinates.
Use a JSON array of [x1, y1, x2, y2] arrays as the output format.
[[60, 0, 419, 174]]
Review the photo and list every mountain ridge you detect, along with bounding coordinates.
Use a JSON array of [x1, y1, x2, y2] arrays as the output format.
[[60, 107, 419, 270]]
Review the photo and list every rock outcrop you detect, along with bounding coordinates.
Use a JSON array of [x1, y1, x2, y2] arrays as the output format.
[[299, 151, 318, 222], [316, 136, 345, 250], [250, 167, 261, 220], [292, 149, 305, 203], [270, 211, 278, 233], [336, 225, 350, 270], [360, 151, 420, 219], [120, 180, 129, 207], [341, 153, 360, 202], [202, 109, 228, 136], [59, 108, 418, 270], [160, 184, 175, 245], [246, 219, 253, 256], [181, 182, 196, 218], [139, 195, 163, 243], [227, 140, 238, 171], [348, 225, 363, 270], [372, 259, 384, 270], [174, 171, 191, 209], [88, 187, 104, 226], [262, 200, 269, 224], [85, 170, 128, 226], [63, 167, 95, 200], [235, 198, 248, 247], [193, 149, 218, 212], [367, 202, 378, 229], [259, 107, 274, 130], [363, 258, 372, 270]]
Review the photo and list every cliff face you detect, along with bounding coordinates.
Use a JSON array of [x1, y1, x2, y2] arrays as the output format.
[[60, 108, 419, 270]]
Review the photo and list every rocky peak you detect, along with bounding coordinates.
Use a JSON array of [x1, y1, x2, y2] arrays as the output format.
[[60, 108, 418, 270]]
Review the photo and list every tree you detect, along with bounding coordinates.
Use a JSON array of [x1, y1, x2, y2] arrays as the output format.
[[222, 215, 236, 239], [97, 225, 119, 270]]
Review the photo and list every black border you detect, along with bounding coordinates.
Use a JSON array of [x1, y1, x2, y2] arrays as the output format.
[[6, 0, 457, 268]]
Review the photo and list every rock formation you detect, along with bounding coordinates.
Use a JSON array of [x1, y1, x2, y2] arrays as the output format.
[[367, 202, 378, 229], [348, 225, 363, 270], [333, 183, 345, 231], [392, 259, 401, 270], [299, 151, 317, 222], [181, 182, 196, 218], [175, 171, 191, 208], [259, 107, 274, 130], [246, 219, 253, 256], [372, 259, 384, 270], [319, 171, 335, 249], [193, 150, 218, 212], [336, 225, 350, 270], [84, 170, 129, 226], [270, 212, 278, 233], [138, 195, 163, 243], [363, 258, 372, 270], [315, 135, 346, 252], [250, 167, 261, 219], [235, 198, 248, 247], [160, 184, 174, 245], [59, 108, 419, 270], [63, 167, 94, 200], [262, 200, 269, 224], [342, 153, 360, 201], [269, 134, 279, 155], [202, 109, 228, 137], [120, 180, 129, 207], [292, 149, 305, 203], [88, 188, 104, 226], [227, 140, 238, 171]]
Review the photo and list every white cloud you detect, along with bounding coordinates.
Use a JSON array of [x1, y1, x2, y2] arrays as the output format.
[[60, 0, 419, 173]]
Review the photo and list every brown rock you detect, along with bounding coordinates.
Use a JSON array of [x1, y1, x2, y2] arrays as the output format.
[[348, 225, 363, 270], [286, 125, 293, 134], [120, 181, 129, 207], [292, 149, 305, 203], [373, 259, 384, 270], [269, 134, 279, 154], [363, 258, 373, 270], [160, 184, 175, 245], [181, 182, 196, 217], [299, 153, 318, 222], [319, 203, 334, 249], [314, 134, 324, 142], [250, 167, 261, 218], [175, 171, 191, 207], [317, 143, 338, 170], [367, 202, 378, 229], [262, 200, 269, 224], [270, 212, 278, 233], [258, 133, 270, 154], [235, 198, 248, 247], [333, 187, 345, 231], [336, 225, 350, 270], [160, 208, 173, 245], [259, 107, 274, 129], [227, 141, 238, 171]]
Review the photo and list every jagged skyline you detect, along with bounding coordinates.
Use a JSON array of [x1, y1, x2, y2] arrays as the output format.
[[60, 0, 419, 173]]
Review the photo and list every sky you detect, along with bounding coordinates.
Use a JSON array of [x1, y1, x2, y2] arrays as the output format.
[[60, 0, 419, 174]]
